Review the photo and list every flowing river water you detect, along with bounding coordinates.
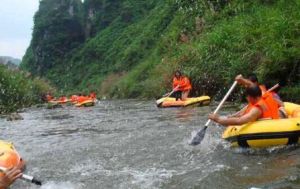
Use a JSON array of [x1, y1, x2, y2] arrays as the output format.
[[1, 100, 300, 189]]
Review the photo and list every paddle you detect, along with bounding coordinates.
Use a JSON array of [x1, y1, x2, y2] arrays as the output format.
[[190, 81, 238, 146], [267, 83, 279, 93], [0, 166, 42, 186], [156, 86, 179, 106]]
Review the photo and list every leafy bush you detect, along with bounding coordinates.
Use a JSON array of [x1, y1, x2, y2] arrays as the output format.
[[0, 65, 53, 113]]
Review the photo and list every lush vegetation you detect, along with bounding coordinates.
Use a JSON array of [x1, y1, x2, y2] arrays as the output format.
[[22, 0, 300, 101], [0, 65, 53, 114]]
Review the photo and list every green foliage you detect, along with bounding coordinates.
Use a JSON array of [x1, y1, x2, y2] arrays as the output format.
[[22, 0, 300, 101], [0, 65, 53, 114]]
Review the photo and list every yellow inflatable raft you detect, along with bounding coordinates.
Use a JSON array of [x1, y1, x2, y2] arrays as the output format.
[[157, 96, 211, 108], [75, 99, 96, 107], [222, 102, 300, 148]]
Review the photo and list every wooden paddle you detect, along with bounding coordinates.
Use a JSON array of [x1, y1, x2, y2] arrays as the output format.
[[190, 81, 238, 146]]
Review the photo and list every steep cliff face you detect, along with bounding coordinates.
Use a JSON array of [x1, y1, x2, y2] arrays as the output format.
[[22, 0, 84, 75], [22, 0, 300, 100], [22, 0, 168, 94]]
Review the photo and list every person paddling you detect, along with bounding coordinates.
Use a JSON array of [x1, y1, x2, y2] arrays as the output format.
[[236, 74, 287, 118], [209, 85, 279, 126], [172, 70, 192, 101]]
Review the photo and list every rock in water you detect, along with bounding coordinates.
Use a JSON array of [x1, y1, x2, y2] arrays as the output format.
[[6, 113, 24, 121]]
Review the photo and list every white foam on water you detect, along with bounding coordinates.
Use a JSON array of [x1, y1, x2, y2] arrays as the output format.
[[121, 167, 176, 189], [69, 159, 104, 176], [40, 181, 83, 189]]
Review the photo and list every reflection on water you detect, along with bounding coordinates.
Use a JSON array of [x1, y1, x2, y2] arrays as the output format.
[[0, 100, 299, 189]]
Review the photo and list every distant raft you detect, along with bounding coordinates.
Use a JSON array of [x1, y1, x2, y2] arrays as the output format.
[[48, 99, 70, 104], [157, 96, 211, 108], [75, 99, 96, 107], [222, 102, 300, 148]]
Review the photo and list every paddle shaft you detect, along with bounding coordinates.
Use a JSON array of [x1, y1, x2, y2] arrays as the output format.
[[205, 81, 238, 127], [164, 86, 179, 97], [267, 83, 279, 93]]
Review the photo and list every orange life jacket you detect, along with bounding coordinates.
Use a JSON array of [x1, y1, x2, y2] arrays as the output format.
[[78, 96, 90, 103], [173, 76, 192, 91], [262, 91, 280, 119], [70, 95, 78, 102], [90, 92, 96, 99], [244, 96, 279, 120], [59, 96, 67, 102], [46, 95, 53, 102]]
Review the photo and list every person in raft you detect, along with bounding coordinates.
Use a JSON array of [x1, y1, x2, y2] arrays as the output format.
[[236, 74, 287, 118], [172, 70, 192, 101], [209, 85, 280, 126]]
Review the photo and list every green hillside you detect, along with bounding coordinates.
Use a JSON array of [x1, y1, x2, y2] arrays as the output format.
[[22, 0, 300, 101]]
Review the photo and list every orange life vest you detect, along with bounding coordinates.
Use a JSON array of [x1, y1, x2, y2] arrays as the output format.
[[244, 96, 279, 120], [70, 95, 78, 102], [90, 92, 96, 99], [173, 76, 192, 91], [59, 96, 67, 102], [46, 95, 53, 102], [78, 96, 90, 103]]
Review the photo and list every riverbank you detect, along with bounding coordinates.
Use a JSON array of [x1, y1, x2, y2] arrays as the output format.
[[0, 65, 54, 114]]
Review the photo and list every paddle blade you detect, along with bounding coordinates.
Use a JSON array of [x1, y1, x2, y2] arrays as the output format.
[[189, 126, 208, 146], [156, 98, 166, 106]]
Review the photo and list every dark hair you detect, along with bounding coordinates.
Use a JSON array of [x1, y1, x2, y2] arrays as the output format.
[[248, 73, 258, 83], [245, 85, 262, 98], [175, 70, 182, 76]]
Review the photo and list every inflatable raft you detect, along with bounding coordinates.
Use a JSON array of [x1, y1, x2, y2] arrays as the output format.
[[0, 140, 24, 175], [157, 96, 211, 108], [0, 141, 42, 186], [222, 102, 300, 148], [75, 99, 96, 107], [48, 99, 70, 104]]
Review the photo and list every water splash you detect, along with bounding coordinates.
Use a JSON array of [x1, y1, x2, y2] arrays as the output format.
[[40, 181, 83, 189]]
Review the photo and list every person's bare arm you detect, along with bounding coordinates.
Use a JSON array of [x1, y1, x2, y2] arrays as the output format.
[[235, 74, 255, 88], [228, 105, 248, 118], [209, 107, 261, 126]]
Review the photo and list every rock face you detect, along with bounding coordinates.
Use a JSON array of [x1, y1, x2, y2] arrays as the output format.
[[22, 0, 85, 75], [6, 113, 24, 121]]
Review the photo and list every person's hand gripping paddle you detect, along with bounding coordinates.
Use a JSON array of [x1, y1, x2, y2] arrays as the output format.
[[190, 81, 238, 146], [156, 86, 179, 107]]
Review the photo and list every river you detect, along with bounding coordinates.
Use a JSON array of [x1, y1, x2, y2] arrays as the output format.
[[1, 100, 300, 189]]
